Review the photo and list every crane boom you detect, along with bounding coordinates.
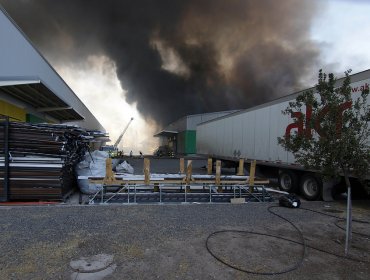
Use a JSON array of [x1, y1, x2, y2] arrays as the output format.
[[114, 117, 134, 149]]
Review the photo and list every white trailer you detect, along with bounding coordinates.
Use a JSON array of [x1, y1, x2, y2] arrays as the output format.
[[196, 69, 370, 201]]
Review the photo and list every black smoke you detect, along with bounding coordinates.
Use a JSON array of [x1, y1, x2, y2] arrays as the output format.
[[0, 0, 320, 127]]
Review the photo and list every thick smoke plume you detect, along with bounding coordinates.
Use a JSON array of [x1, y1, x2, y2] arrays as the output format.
[[1, 0, 319, 127]]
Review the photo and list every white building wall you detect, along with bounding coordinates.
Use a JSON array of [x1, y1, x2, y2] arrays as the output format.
[[186, 110, 239, 130], [0, 7, 104, 131]]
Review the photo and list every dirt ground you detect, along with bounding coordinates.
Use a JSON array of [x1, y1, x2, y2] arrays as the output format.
[[0, 200, 369, 280]]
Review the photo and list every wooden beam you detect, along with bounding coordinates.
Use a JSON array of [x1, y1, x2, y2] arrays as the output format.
[[216, 160, 221, 192], [104, 158, 115, 184], [249, 160, 256, 192], [186, 160, 192, 185], [179, 158, 185, 174], [89, 179, 269, 185], [144, 158, 150, 185], [89, 157, 269, 188], [237, 158, 245, 176], [207, 158, 213, 175]]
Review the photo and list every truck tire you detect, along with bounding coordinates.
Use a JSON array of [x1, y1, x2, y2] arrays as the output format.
[[300, 174, 322, 201], [278, 170, 299, 193]]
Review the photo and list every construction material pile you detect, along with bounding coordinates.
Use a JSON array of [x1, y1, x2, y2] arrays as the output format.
[[75, 150, 135, 195], [0, 121, 105, 201]]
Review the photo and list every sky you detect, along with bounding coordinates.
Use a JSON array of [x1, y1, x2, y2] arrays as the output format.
[[310, 0, 370, 75], [1, 0, 370, 154]]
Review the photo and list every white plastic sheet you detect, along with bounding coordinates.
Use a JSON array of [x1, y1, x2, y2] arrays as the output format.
[[115, 160, 134, 174], [75, 151, 109, 194]]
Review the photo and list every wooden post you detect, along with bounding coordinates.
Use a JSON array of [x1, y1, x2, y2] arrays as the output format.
[[180, 158, 185, 174], [207, 158, 213, 175], [144, 158, 150, 185], [186, 160, 192, 192], [216, 160, 222, 192], [104, 158, 114, 184], [237, 158, 245, 176], [186, 160, 192, 185], [249, 160, 256, 193]]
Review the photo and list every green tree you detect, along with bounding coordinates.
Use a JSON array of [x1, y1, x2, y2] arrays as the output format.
[[278, 69, 370, 255]]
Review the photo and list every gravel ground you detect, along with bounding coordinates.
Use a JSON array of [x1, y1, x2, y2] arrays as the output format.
[[1, 157, 369, 279], [0, 201, 369, 279]]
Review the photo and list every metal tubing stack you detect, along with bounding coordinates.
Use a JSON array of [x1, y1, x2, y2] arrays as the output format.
[[0, 119, 104, 201]]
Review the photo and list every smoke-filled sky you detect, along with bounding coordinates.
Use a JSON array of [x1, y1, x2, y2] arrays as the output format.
[[1, 0, 370, 153]]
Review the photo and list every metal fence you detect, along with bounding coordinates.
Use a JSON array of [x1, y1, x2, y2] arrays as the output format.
[[89, 183, 272, 204]]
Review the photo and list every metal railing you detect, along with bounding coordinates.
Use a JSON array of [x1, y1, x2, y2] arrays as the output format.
[[0, 116, 10, 202], [89, 183, 272, 204]]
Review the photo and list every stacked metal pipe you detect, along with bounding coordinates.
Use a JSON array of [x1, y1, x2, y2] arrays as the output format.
[[0, 121, 104, 201]]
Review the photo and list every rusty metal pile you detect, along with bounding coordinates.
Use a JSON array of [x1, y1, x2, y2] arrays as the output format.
[[0, 119, 104, 201]]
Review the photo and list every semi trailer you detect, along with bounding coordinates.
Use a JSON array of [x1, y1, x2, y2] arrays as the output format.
[[196, 69, 370, 201]]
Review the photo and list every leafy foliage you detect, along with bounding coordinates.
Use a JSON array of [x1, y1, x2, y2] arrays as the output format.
[[278, 69, 370, 180]]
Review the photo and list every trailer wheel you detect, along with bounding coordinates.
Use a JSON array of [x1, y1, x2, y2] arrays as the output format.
[[300, 174, 322, 201], [278, 170, 299, 193]]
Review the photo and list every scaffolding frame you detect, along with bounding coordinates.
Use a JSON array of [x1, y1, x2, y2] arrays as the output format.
[[88, 183, 271, 204], [86, 158, 271, 205]]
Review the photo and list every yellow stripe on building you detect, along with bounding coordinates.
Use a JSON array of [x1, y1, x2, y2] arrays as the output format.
[[0, 99, 26, 121]]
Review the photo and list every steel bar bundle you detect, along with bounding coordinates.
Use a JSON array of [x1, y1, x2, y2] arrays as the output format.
[[0, 119, 104, 201]]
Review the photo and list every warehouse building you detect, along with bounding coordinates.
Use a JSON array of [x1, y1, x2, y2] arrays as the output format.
[[0, 6, 104, 133], [0, 6, 109, 202], [154, 110, 239, 155]]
